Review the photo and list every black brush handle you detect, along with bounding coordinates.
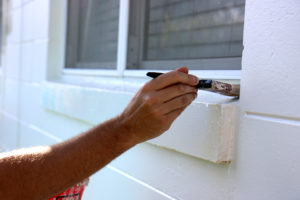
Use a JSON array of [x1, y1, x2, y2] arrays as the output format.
[[146, 72, 163, 79], [146, 72, 212, 89], [196, 80, 212, 89]]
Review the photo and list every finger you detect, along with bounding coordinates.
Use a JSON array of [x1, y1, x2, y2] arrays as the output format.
[[160, 92, 197, 115], [163, 107, 186, 126], [176, 66, 188, 73], [154, 84, 198, 103], [151, 70, 199, 90]]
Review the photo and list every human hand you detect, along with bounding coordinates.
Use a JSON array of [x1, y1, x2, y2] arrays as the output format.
[[118, 67, 199, 145]]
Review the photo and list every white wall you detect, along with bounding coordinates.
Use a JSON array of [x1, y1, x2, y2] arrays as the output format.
[[0, 0, 300, 199], [231, 0, 300, 199]]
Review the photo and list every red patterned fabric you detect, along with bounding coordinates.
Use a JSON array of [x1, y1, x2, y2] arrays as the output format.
[[48, 179, 89, 200]]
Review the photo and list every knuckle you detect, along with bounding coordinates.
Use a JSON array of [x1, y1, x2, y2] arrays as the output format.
[[181, 95, 188, 105], [162, 116, 171, 131], [160, 116, 170, 130], [173, 71, 183, 81], [142, 82, 151, 92], [144, 95, 154, 106], [177, 84, 185, 93], [188, 94, 196, 104], [151, 108, 160, 118], [180, 93, 195, 105], [191, 86, 198, 93]]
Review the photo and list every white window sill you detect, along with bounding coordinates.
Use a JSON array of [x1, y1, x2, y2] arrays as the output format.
[[42, 74, 239, 164], [63, 68, 241, 80]]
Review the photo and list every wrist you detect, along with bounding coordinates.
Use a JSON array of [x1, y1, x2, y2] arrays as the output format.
[[110, 115, 138, 149]]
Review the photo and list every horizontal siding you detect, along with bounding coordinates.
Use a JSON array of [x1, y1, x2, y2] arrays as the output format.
[[83, 166, 173, 200], [110, 143, 232, 200], [19, 83, 91, 142], [147, 23, 244, 48], [146, 42, 243, 60], [149, 0, 240, 22], [145, 0, 245, 61], [0, 113, 19, 150], [147, 6, 245, 34]]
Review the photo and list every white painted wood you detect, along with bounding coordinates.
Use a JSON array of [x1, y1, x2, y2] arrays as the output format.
[[21, 1, 34, 41], [110, 143, 232, 200], [19, 82, 91, 141], [10, 0, 22, 9], [42, 81, 237, 163], [116, 0, 130, 76], [6, 9, 22, 44], [240, 0, 300, 119], [233, 116, 300, 199], [232, 1, 300, 199], [21, 0, 49, 42], [149, 101, 237, 163], [47, 0, 66, 79], [63, 68, 120, 77], [20, 42, 33, 81], [0, 112, 19, 149], [31, 0, 49, 40], [4, 44, 20, 80], [3, 79, 19, 117], [63, 68, 241, 80], [83, 166, 172, 200]]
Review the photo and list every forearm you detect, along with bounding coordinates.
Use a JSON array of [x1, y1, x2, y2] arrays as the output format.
[[0, 67, 198, 200], [0, 116, 134, 200]]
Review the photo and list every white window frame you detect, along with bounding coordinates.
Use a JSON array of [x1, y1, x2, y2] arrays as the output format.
[[58, 0, 241, 82]]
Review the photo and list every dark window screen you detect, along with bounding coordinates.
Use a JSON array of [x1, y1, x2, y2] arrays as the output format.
[[128, 0, 245, 70], [65, 0, 120, 69]]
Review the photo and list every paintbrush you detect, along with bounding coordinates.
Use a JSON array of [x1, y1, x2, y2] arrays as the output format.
[[146, 72, 240, 97]]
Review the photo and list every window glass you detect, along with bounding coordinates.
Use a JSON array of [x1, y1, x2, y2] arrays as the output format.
[[128, 0, 245, 70], [65, 0, 120, 69]]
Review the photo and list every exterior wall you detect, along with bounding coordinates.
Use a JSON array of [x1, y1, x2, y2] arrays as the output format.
[[0, 0, 299, 200]]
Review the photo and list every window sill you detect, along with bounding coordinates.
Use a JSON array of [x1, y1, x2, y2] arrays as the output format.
[[42, 75, 239, 163]]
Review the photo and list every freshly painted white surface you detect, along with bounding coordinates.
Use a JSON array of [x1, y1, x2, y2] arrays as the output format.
[[149, 101, 237, 163], [5, 44, 20, 80], [3, 79, 19, 117], [22, 0, 49, 42], [116, 0, 130, 75], [232, 116, 300, 200], [110, 143, 232, 200], [0, 112, 19, 150], [42, 81, 237, 163], [10, 0, 23, 9], [7, 8, 22, 44], [231, 0, 300, 199], [241, 0, 300, 119], [1, 0, 300, 199], [82, 166, 173, 200]]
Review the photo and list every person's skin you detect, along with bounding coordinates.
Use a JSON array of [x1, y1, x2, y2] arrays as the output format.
[[0, 67, 198, 200]]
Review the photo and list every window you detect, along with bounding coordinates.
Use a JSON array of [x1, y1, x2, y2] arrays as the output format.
[[65, 0, 120, 69], [0, 0, 2, 59], [46, 0, 243, 163], [128, 0, 245, 70], [65, 0, 245, 71]]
